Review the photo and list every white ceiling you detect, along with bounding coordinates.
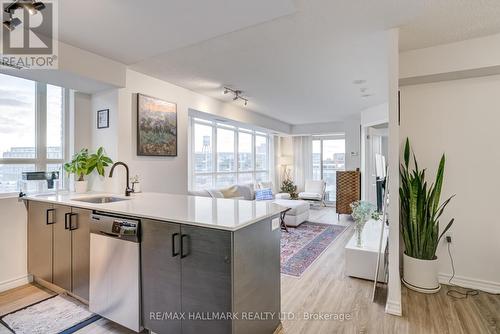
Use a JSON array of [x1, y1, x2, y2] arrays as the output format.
[[55, 0, 500, 124], [58, 0, 296, 64], [400, 0, 500, 51]]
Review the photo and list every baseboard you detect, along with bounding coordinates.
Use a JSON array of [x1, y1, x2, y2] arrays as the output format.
[[439, 273, 500, 294], [385, 299, 402, 316], [0, 275, 31, 293]]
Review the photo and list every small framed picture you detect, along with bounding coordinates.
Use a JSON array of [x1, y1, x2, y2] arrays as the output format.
[[97, 109, 109, 129]]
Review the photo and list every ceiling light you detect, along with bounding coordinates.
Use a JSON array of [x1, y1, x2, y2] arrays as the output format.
[[3, 16, 21, 31], [223, 86, 249, 106], [4, 1, 22, 14], [23, 2, 37, 15], [32, 1, 45, 10], [23, 1, 45, 15]]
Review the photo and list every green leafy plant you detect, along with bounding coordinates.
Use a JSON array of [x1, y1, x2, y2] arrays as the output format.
[[280, 179, 298, 199], [64, 147, 113, 181], [87, 147, 113, 176], [400, 138, 455, 260], [64, 148, 89, 181]]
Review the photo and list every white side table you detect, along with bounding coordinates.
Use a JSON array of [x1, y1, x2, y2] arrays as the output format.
[[345, 219, 388, 282]]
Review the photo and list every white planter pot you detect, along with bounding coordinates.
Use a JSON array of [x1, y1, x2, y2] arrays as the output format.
[[402, 253, 441, 293], [74, 180, 88, 193]]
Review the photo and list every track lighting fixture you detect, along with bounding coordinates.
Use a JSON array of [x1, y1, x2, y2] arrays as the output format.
[[3, 1, 46, 31], [3, 15, 21, 31], [23, 1, 45, 15], [223, 87, 249, 107]]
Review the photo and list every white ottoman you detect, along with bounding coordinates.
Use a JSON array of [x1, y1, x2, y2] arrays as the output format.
[[273, 199, 309, 227]]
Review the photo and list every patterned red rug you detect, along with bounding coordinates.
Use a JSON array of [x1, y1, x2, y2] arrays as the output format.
[[281, 222, 347, 277]]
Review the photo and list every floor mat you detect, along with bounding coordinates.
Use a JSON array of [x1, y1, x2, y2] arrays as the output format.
[[0, 295, 100, 334]]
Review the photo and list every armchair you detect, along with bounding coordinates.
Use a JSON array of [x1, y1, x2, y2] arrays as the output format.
[[298, 180, 326, 206]]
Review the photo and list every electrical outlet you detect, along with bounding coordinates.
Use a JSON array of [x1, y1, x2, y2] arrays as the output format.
[[445, 235, 452, 243]]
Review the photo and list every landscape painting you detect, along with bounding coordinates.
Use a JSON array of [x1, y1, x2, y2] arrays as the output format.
[[137, 94, 177, 156]]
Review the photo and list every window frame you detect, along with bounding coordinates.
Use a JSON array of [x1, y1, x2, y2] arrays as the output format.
[[190, 117, 271, 190], [0, 80, 69, 195]]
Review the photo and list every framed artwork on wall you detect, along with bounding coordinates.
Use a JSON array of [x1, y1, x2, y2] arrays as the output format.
[[97, 109, 109, 129], [137, 93, 177, 156]]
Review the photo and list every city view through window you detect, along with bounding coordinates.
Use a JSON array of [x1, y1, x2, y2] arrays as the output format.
[[192, 118, 270, 190], [0, 73, 64, 193], [312, 138, 346, 202]]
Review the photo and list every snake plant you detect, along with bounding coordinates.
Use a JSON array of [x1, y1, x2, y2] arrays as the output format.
[[400, 138, 455, 260]]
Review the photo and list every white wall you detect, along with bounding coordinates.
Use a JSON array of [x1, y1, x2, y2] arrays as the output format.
[[400, 33, 500, 86], [360, 103, 388, 127], [92, 69, 292, 195], [0, 197, 29, 292], [74, 92, 92, 152], [400, 75, 500, 293], [290, 119, 361, 171], [400, 33, 500, 79]]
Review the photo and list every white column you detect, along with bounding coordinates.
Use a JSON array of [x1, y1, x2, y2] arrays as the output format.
[[385, 28, 402, 316]]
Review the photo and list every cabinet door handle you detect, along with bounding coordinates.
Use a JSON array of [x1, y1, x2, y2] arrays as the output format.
[[46, 208, 55, 225], [64, 212, 71, 229], [180, 234, 189, 258], [69, 213, 78, 230], [172, 233, 180, 257]]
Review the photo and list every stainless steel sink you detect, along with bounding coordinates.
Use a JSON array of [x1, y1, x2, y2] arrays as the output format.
[[73, 196, 129, 204]]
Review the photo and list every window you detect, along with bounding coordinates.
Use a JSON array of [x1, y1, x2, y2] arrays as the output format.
[[312, 136, 345, 203], [190, 117, 271, 190], [0, 73, 67, 193]]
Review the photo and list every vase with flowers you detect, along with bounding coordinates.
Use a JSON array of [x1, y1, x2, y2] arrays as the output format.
[[350, 200, 381, 246]]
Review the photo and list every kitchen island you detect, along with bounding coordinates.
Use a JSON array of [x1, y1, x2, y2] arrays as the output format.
[[24, 192, 287, 334]]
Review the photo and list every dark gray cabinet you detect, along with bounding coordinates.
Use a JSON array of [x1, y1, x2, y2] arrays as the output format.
[[27, 201, 53, 283], [71, 207, 90, 301], [141, 219, 182, 333], [180, 225, 232, 334], [141, 222, 232, 334], [27, 202, 91, 301], [53, 205, 72, 291]]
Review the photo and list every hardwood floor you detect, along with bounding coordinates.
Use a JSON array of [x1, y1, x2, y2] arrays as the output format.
[[1, 206, 498, 334]]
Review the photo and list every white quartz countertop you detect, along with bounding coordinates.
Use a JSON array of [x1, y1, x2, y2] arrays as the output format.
[[24, 192, 287, 231]]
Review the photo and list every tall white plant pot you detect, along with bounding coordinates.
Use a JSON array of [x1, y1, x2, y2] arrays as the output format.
[[402, 253, 441, 293], [74, 180, 88, 193]]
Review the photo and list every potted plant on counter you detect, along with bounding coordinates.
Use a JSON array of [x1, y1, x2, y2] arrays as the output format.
[[400, 138, 455, 293], [64, 147, 113, 193]]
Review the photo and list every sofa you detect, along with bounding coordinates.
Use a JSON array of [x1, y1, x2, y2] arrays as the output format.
[[189, 182, 310, 227]]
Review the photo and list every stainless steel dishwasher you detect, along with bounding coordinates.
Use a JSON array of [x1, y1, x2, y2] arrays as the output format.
[[89, 212, 141, 332]]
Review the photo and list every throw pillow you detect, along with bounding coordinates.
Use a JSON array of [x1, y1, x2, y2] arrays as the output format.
[[207, 189, 224, 198], [220, 185, 241, 198], [255, 188, 273, 201], [258, 181, 274, 192], [236, 183, 255, 200]]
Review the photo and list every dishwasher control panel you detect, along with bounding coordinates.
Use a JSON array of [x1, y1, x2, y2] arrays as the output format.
[[111, 220, 138, 236], [90, 213, 140, 242]]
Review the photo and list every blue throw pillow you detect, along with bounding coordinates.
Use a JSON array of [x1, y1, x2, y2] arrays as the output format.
[[255, 188, 273, 201]]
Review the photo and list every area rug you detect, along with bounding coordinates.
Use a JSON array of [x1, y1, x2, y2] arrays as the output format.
[[281, 222, 347, 277], [0, 295, 100, 334]]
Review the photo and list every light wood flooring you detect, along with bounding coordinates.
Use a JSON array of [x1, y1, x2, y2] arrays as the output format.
[[1, 206, 498, 334]]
